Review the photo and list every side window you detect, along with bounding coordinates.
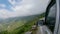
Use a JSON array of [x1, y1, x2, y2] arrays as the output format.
[[46, 4, 57, 32]]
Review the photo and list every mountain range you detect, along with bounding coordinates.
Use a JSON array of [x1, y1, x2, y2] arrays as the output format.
[[0, 14, 41, 31]]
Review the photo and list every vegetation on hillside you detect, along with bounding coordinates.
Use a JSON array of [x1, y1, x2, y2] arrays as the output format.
[[0, 12, 45, 34]]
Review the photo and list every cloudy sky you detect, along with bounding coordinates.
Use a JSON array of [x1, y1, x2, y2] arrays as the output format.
[[0, 0, 50, 18]]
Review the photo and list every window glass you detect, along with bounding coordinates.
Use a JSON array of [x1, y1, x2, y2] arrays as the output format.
[[46, 4, 57, 32]]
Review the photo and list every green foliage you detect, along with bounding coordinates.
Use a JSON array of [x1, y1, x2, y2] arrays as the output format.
[[0, 12, 45, 34], [10, 19, 37, 34]]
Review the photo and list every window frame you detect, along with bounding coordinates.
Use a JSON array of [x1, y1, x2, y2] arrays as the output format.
[[45, 0, 60, 34], [45, 0, 56, 25], [54, 0, 60, 34]]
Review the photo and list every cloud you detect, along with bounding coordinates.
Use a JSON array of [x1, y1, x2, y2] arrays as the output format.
[[8, 0, 16, 5], [0, 4, 6, 8], [8, 0, 22, 6], [0, 9, 14, 18], [0, 0, 50, 18], [11, 0, 50, 15]]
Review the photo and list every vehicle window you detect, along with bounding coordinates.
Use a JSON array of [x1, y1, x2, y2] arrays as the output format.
[[46, 4, 57, 32]]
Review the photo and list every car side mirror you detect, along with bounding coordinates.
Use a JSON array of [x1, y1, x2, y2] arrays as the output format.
[[37, 20, 45, 26]]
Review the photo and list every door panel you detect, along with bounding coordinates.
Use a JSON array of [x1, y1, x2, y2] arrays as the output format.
[[57, 0, 60, 34]]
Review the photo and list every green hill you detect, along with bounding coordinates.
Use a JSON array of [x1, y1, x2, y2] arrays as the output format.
[[0, 13, 45, 34]]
